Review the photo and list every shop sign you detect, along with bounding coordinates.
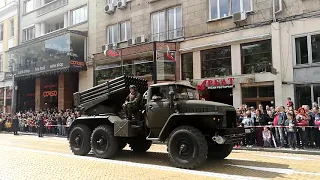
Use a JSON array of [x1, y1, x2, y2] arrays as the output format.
[[197, 78, 235, 90], [26, 93, 35, 97], [44, 84, 57, 89], [43, 91, 58, 97], [70, 60, 85, 67]]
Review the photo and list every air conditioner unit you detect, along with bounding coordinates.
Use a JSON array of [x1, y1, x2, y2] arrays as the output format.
[[136, 35, 146, 44], [128, 38, 136, 46], [233, 11, 247, 23], [105, 3, 115, 14], [117, 0, 127, 9]]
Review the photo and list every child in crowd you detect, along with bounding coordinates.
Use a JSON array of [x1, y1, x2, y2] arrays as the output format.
[[285, 112, 297, 149], [262, 126, 272, 147]]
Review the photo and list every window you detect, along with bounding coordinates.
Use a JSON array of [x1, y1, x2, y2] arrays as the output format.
[[151, 6, 182, 41], [107, 24, 118, 44], [181, 53, 193, 80], [210, 0, 252, 20], [24, 0, 34, 14], [294, 33, 320, 65], [71, 5, 88, 26], [242, 87, 257, 98], [119, 21, 131, 42], [312, 34, 320, 63], [295, 85, 311, 108], [201, 46, 232, 78], [23, 26, 35, 42], [0, 24, 3, 41], [295, 36, 308, 65], [241, 40, 272, 74], [9, 19, 14, 37], [313, 85, 320, 104]]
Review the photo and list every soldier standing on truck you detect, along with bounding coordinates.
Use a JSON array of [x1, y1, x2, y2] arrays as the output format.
[[122, 85, 141, 120]]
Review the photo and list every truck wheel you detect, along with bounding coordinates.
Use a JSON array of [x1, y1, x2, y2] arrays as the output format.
[[167, 126, 208, 169], [91, 125, 119, 158], [69, 124, 92, 156], [129, 139, 152, 152], [207, 144, 233, 160]]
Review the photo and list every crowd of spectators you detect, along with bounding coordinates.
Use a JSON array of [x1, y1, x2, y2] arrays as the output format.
[[236, 97, 320, 150], [0, 108, 80, 136], [1, 98, 320, 151]]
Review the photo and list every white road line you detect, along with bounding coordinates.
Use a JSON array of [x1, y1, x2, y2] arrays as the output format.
[[0, 145, 263, 180], [253, 154, 313, 161], [226, 164, 320, 176]]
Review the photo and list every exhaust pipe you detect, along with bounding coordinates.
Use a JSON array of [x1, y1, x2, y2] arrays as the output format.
[[212, 135, 227, 144]]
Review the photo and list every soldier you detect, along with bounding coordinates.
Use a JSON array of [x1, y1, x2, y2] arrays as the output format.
[[37, 113, 44, 137], [122, 85, 141, 120]]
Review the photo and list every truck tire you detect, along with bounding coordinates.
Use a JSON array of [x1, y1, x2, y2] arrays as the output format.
[[167, 126, 208, 169], [69, 124, 92, 156], [129, 139, 152, 152], [91, 125, 119, 159], [207, 144, 233, 160]]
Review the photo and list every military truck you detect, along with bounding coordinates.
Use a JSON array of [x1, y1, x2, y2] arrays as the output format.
[[68, 76, 245, 169]]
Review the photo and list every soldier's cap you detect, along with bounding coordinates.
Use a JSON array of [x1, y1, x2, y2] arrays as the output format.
[[129, 85, 136, 89]]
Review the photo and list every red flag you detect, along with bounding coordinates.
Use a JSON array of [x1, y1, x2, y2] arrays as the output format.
[[166, 45, 175, 61], [104, 49, 119, 57]]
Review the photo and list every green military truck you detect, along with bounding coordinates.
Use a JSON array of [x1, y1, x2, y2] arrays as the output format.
[[68, 76, 245, 169]]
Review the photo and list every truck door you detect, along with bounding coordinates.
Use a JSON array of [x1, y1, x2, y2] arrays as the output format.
[[146, 86, 171, 129]]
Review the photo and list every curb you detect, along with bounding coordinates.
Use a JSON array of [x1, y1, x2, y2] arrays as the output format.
[[234, 147, 320, 155]]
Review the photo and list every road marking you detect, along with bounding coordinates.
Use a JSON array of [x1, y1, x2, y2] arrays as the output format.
[[0, 145, 262, 180], [253, 154, 313, 161], [226, 164, 320, 176]]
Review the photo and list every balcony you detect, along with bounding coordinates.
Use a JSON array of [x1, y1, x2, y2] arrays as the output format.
[[36, 0, 68, 17]]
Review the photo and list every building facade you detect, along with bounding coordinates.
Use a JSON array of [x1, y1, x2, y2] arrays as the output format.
[[92, 0, 182, 87], [7, 0, 93, 111], [0, 0, 18, 113], [178, 0, 320, 108]]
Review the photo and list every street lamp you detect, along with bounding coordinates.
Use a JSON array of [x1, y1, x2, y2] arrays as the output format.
[[8, 59, 17, 114]]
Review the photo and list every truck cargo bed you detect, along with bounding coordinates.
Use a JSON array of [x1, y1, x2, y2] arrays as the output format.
[[74, 76, 148, 114]]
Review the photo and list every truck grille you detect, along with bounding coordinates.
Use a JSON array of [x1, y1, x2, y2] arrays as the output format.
[[226, 111, 236, 128]]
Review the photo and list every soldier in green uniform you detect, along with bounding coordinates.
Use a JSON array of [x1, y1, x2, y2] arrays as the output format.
[[123, 85, 141, 120]]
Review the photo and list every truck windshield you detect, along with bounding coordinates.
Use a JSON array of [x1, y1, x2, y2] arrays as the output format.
[[174, 85, 198, 100]]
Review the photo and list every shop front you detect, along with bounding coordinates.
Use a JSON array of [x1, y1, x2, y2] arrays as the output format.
[[8, 29, 87, 111], [192, 76, 275, 108], [93, 42, 178, 86]]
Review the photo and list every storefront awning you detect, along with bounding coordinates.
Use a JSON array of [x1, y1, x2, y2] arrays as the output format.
[[8, 29, 88, 79]]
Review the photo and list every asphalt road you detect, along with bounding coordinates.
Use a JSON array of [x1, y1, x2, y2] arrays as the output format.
[[0, 133, 320, 180]]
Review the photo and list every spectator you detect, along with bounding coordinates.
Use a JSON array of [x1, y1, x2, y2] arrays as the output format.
[[274, 106, 286, 148], [296, 107, 310, 149], [242, 110, 255, 147], [313, 107, 320, 149], [285, 112, 297, 149], [254, 109, 266, 146], [262, 126, 272, 147]]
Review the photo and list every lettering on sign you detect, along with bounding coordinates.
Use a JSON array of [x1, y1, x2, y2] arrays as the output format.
[[26, 93, 35, 97], [43, 84, 57, 89], [70, 60, 85, 67], [197, 78, 235, 91], [43, 91, 58, 97], [184, 108, 209, 113], [50, 63, 64, 69]]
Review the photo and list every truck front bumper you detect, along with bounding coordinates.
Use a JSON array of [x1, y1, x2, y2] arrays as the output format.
[[215, 127, 245, 144]]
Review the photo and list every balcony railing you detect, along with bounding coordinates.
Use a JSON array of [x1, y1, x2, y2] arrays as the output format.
[[36, 0, 68, 17]]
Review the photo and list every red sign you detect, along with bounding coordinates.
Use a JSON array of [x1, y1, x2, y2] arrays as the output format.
[[44, 84, 57, 89], [43, 91, 58, 97], [70, 60, 85, 67], [197, 78, 234, 90]]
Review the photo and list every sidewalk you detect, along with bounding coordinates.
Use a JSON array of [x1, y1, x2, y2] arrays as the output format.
[[235, 146, 320, 156], [0, 131, 67, 138]]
